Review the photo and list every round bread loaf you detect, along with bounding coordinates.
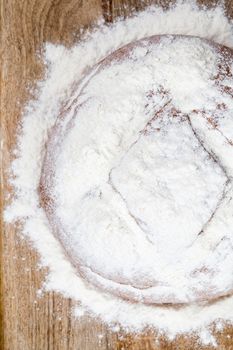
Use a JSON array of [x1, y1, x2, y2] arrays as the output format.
[[40, 35, 233, 304]]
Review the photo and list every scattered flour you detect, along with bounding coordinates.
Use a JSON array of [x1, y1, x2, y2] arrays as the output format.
[[4, 0, 233, 346]]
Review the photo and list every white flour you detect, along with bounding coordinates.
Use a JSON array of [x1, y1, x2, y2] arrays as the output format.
[[4, 0, 233, 346]]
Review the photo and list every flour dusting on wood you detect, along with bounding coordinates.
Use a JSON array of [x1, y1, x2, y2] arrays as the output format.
[[5, 1, 233, 346]]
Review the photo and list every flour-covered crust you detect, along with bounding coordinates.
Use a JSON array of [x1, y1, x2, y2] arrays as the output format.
[[40, 35, 233, 304]]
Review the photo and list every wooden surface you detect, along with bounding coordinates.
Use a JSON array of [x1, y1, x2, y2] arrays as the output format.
[[1, 1, 233, 349]]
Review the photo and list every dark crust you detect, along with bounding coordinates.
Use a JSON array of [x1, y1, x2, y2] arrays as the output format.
[[39, 34, 233, 305]]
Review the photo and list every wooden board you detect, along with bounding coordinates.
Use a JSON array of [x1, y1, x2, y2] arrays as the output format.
[[1, 1, 233, 349]]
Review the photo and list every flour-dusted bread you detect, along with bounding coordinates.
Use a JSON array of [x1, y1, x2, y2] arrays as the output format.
[[40, 35, 233, 304]]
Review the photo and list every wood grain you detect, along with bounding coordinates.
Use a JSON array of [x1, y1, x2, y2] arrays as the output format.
[[1, 1, 233, 349]]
